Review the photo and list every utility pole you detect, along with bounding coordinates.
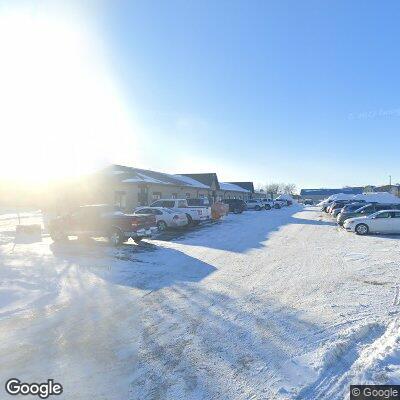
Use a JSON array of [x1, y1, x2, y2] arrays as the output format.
[[389, 175, 392, 192]]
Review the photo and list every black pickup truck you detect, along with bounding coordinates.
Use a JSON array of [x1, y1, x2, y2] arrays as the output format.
[[49, 204, 157, 246]]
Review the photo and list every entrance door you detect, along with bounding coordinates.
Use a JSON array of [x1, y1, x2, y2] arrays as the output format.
[[138, 185, 149, 206]]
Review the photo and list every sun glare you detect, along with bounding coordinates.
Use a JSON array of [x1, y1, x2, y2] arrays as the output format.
[[0, 6, 136, 184]]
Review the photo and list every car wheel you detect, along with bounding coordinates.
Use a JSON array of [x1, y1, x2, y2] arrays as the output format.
[[233, 208, 241, 214], [134, 238, 143, 244], [109, 228, 124, 246], [265, 204, 271, 210], [157, 220, 168, 231], [274, 204, 281, 209], [50, 228, 68, 242], [255, 205, 261, 211], [355, 223, 369, 235]]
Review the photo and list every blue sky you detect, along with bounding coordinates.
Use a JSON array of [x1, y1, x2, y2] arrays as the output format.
[[98, 0, 400, 190], [3, 0, 400, 189]]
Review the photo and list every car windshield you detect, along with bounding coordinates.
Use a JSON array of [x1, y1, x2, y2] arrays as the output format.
[[355, 204, 370, 213]]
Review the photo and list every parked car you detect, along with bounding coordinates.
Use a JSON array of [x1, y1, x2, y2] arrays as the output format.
[[260, 198, 274, 210], [49, 204, 157, 246], [245, 199, 264, 211], [328, 200, 351, 214], [134, 207, 188, 231], [150, 198, 211, 224], [273, 199, 286, 208], [303, 199, 313, 205], [331, 202, 365, 218], [222, 199, 246, 214], [337, 203, 400, 225], [343, 210, 400, 235], [276, 194, 293, 206]]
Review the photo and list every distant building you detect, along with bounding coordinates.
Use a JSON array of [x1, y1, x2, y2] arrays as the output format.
[[373, 185, 400, 197], [300, 187, 364, 202]]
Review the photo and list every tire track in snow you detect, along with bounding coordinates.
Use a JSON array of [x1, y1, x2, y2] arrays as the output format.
[[294, 323, 386, 400]]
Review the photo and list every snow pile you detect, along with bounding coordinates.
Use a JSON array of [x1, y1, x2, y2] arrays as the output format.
[[318, 191, 400, 206], [276, 194, 293, 201], [296, 319, 400, 399], [317, 193, 355, 207], [352, 192, 400, 204]]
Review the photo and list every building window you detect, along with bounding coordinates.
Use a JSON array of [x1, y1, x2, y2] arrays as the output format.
[[186, 193, 191, 199], [152, 192, 162, 200], [114, 191, 126, 209], [172, 193, 178, 199]]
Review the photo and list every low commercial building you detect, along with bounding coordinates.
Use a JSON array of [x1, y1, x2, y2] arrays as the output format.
[[97, 165, 212, 211], [178, 173, 220, 202], [225, 182, 267, 200], [217, 183, 250, 200], [84, 165, 262, 210], [253, 190, 268, 200]]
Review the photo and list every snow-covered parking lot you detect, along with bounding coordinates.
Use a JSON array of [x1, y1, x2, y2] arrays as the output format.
[[1, 205, 400, 399]]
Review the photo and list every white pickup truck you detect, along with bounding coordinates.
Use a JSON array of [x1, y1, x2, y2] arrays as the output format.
[[150, 199, 211, 224]]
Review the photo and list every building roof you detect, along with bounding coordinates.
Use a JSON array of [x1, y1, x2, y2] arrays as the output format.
[[107, 165, 210, 189], [300, 187, 364, 196], [219, 182, 250, 193], [179, 173, 220, 190], [228, 182, 255, 193]]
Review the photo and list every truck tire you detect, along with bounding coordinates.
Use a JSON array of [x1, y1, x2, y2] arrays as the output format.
[[186, 214, 193, 225], [157, 221, 168, 231], [355, 223, 369, 235], [109, 228, 124, 246]]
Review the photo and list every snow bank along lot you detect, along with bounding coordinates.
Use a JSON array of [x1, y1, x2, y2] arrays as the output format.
[[1, 205, 400, 399]]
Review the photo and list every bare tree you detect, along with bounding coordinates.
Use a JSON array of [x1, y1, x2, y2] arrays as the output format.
[[259, 183, 297, 197], [262, 183, 280, 198], [282, 183, 297, 195]]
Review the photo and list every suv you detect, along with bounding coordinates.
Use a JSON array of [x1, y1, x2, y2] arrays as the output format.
[[332, 201, 364, 218], [337, 203, 400, 225], [260, 198, 274, 210], [245, 199, 264, 211], [222, 199, 246, 214], [328, 200, 351, 214], [49, 204, 157, 246]]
